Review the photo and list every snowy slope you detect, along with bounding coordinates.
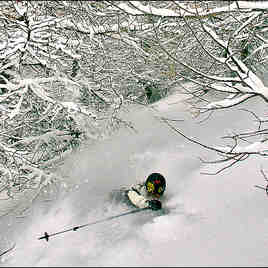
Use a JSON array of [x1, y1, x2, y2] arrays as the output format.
[[1, 90, 268, 267]]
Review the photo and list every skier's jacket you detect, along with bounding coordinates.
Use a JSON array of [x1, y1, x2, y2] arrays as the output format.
[[127, 181, 160, 209]]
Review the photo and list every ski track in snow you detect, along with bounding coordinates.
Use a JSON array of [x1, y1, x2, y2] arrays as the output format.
[[1, 90, 268, 266]]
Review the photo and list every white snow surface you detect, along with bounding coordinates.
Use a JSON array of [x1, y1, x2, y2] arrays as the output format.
[[1, 89, 268, 267]]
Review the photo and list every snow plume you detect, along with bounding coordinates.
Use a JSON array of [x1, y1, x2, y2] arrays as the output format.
[[1, 92, 268, 266]]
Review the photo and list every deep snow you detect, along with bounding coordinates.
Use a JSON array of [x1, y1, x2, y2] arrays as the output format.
[[1, 89, 268, 267]]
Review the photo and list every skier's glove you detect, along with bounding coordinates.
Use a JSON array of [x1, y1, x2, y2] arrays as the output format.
[[147, 199, 162, 210]]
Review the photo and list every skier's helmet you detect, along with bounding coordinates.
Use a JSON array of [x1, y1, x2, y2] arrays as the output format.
[[145, 173, 166, 196]]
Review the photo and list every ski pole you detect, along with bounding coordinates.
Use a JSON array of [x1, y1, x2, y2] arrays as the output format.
[[0, 243, 16, 257], [38, 207, 149, 242]]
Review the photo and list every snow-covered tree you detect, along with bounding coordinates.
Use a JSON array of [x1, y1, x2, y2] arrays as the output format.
[[1, 1, 189, 213], [0, 0, 172, 211], [169, 1, 268, 174], [2, 0, 268, 214], [111, 1, 268, 174]]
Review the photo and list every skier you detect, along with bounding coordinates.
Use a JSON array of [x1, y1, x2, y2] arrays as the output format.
[[38, 173, 167, 242], [126, 173, 166, 211]]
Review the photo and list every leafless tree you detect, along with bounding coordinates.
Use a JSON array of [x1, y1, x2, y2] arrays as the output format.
[[0, 0, 174, 214], [1, 1, 196, 213], [1, 1, 268, 214], [110, 1, 268, 174]]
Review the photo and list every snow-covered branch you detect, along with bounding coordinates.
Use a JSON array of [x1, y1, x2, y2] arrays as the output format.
[[1, 0, 268, 203], [109, 1, 268, 18], [146, 1, 268, 173]]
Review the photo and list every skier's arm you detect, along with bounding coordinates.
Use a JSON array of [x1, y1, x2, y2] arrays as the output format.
[[127, 189, 149, 209], [127, 183, 162, 210]]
